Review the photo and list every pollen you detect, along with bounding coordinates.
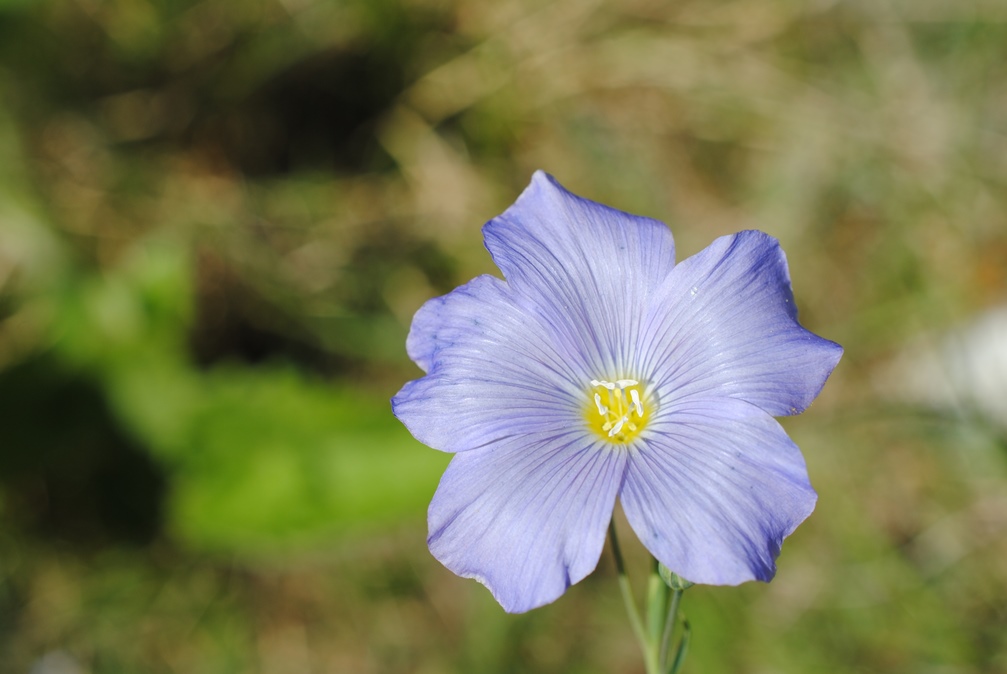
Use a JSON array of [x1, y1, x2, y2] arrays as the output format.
[[585, 378, 650, 444]]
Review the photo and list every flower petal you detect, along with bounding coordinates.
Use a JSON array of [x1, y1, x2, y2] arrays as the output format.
[[483, 171, 676, 375], [428, 432, 626, 613], [404, 274, 508, 374], [638, 230, 842, 416], [620, 397, 816, 585], [393, 275, 588, 453]]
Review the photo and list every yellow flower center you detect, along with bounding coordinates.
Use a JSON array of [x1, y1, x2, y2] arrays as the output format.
[[585, 378, 650, 444]]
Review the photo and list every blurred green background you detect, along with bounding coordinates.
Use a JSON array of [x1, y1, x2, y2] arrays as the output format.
[[1, 0, 1006, 672]]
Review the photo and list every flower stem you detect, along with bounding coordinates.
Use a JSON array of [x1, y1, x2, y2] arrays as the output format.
[[658, 586, 683, 670], [646, 558, 670, 668], [608, 519, 658, 673]]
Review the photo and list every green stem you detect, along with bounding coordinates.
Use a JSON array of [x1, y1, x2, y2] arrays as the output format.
[[646, 558, 670, 668], [608, 519, 659, 674], [668, 619, 691, 674], [658, 587, 683, 671]]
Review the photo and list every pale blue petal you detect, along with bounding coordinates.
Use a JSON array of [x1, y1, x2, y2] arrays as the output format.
[[637, 230, 842, 416], [393, 275, 588, 453], [620, 398, 816, 585], [483, 171, 676, 376], [428, 431, 627, 613], [404, 274, 509, 374]]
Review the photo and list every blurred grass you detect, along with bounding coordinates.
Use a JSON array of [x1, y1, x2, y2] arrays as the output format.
[[1, 0, 1006, 672]]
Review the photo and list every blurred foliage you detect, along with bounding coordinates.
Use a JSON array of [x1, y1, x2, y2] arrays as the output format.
[[1, 0, 1006, 672]]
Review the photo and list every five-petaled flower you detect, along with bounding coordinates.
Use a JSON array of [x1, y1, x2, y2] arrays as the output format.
[[392, 172, 842, 613]]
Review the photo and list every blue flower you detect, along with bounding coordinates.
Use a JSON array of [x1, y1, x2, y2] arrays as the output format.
[[392, 172, 842, 613]]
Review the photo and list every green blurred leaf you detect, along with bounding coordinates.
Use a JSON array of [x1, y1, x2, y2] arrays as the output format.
[[166, 366, 448, 552]]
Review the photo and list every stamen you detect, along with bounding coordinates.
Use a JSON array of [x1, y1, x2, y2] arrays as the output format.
[[586, 378, 649, 443], [609, 417, 625, 437], [594, 393, 608, 415], [630, 389, 643, 417]]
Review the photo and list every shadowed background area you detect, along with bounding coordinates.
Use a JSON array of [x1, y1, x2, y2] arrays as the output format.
[[1, 0, 1006, 672]]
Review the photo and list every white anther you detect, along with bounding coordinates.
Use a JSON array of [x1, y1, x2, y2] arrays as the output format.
[[630, 389, 643, 417], [591, 379, 616, 390], [594, 393, 608, 415], [615, 379, 638, 389], [609, 417, 626, 437]]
